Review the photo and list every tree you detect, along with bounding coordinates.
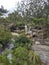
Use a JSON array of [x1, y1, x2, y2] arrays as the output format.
[[6, 11, 23, 25], [20, 0, 49, 18], [16, 0, 49, 25], [0, 17, 7, 25], [43, 0, 49, 22], [0, 5, 7, 16]]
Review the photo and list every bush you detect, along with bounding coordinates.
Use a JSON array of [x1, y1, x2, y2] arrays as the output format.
[[12, 46, 28, 65], [28, 50, 42, 65], [32, 18, 46, 25], [0, 54, 10, 65], [0, 44, 3, 48], [12, 47, 42, 65], [0, 25, 12, 44], [13, 46, 28, 60], [15, 34, 32, 49]]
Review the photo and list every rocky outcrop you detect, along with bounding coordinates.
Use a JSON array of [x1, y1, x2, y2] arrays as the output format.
[[32, 44, 49, 65]]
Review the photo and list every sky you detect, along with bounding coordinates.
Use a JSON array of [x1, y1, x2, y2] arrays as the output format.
[[0, 0, 22, 11]]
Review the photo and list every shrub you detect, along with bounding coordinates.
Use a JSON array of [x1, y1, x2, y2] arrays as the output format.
[[12, 47, 42, 65], [0, 54, 10, 65], [28, 50, 42, 65], [15, 34, 32, 49], [0, 44, 3, 48], [0, 25, 12, 44], [12, 46, 28, 65]]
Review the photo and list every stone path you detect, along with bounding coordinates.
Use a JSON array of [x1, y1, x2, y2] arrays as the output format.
[[32, 44, 49, 65]]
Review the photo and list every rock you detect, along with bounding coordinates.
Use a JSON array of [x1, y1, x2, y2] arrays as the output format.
[[32, 45, 49, 65], [35, 41, 40, 45], [11, 32, 19, 36]]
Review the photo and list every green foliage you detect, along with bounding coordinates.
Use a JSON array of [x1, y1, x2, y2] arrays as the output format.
[[28, 50, 42, 65], [11, 47, 28, 65], [13, 46, 28, 60], [31, 18, 46, 25], [6, 11, 23, 23], [15, 34, 32, 49], [0, 17, 7, 25], [0, 44, 3, 48], [0, 1, 45, 65], [12, 47, 42, 65], [0, 54, 10, 65], [0, 47, 42, 65], [0, 25, 12, 44]]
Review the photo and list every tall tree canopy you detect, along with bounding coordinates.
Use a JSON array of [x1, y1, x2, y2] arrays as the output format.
[[16, 0, 49, 25], [19, 0, 49, 18]]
